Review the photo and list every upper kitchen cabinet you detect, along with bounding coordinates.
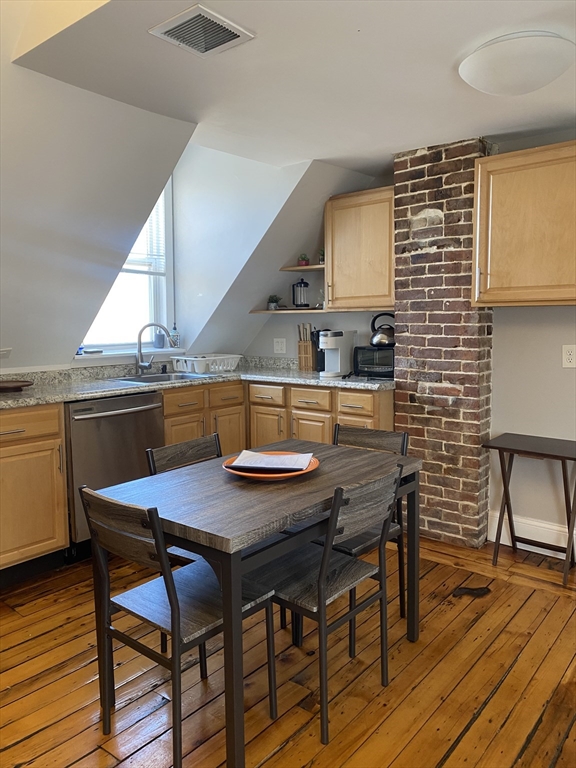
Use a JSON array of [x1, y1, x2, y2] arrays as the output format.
[[324, 186, 394, 310], [472, 141, 576, 306]]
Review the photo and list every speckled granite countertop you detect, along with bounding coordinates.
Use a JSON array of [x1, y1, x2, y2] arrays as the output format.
[[0, 369, 394, 410]]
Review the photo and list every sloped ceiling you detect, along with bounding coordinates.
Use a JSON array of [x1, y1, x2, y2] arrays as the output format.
[[12, 0, 576, 176], [0, 1, 195, 369]]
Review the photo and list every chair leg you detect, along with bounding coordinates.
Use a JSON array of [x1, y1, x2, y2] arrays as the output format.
[[101, 629, 114, 734], [380, 561, 389, 688], [199, 642, 208, 680], [396, 532, 406, 619], [292, 611, 304, 647], [172, 647, 182, 768], [280, 605, 287, 629], [318, 618, 330, 744], [161, 631, 168, 654], [348, 588, 356, 658], [265, 603, 278, 720]]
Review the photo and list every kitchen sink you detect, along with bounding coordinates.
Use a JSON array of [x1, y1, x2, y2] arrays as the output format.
[[114, 373, 213, 383]]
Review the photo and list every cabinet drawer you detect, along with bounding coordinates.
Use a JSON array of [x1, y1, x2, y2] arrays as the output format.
[[209, 383, 244, 408], [337, 391, 375, 416], [290, 387, 332, 412], [0, 404, 61, 444], [163, 387, 207, 417], [249, 384, 285, 406]]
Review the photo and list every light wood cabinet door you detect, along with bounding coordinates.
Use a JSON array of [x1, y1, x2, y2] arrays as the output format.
[[250, 406, 287, 448], [164, 412, 206, 446], [210, 405, 246, 456], [472, 141, 576, 306], [290, 409, 332, 444], [325, 186, 394, 310], [0, 438, 68, 568]]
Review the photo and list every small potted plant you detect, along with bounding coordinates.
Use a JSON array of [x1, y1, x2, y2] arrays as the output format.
[[318, 248, 325, 265], [267, 294, 282, 310], [297, 253, 310, 267]]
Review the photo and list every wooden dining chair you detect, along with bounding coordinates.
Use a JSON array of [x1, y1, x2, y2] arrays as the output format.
[[146, 433, 223, 571], [245, 468, 403, 744], [80, 486, 277, 768], [333, 424, 409, 618], [146, 433, 222, 475]]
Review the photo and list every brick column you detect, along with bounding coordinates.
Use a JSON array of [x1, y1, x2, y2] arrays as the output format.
[[393, 139, 492, 547]]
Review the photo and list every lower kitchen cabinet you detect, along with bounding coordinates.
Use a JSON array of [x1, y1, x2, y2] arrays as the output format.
[[248, 381, 394, 447], [209, 404, 246, 456], [250, 405, 287, 447], [290, 409, 333, 443], [163, 383, 247, 456], [0, 405, 68, 569], [164, 411, 206, 444]]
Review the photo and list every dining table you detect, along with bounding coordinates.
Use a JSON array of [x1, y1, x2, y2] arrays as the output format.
[[99, 438, 422, 768]]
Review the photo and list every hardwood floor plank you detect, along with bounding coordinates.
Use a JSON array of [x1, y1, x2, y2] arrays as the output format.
[[329, 581, 534, 768], [267, 573, 507, 768], [475, 627, 576, 768], [20, 691, 167, 768], [389, 590, 571, 768], [1, 538, 573, 768], [553, 718, 576, 768], [512, 664, 576, 768]]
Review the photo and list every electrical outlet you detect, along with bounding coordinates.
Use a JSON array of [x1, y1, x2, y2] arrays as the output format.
[[563, 345, 576, 368], [273, 338, 286, 354], [0, 348, 12, 359]]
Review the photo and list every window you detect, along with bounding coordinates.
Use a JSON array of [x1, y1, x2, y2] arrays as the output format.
[[83, 181, 174, 349]]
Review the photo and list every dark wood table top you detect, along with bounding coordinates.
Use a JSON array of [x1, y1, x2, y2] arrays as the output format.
[[99, 439, 422, 554], [483, 433, 576, 462]]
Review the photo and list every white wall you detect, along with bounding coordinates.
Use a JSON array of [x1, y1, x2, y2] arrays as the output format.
[[172, 150, 374, 355], [0, 0, 194, 370], [490, 306, 576, 531]]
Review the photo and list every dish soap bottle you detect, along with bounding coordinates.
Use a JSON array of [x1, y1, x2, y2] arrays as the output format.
[[170, 322, 180, 348]]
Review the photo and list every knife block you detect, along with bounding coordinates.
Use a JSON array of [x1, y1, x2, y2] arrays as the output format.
[[298, 341, 314, 372]]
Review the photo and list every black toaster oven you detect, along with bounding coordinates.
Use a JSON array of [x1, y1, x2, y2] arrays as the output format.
[[353, 345, 394, 379]]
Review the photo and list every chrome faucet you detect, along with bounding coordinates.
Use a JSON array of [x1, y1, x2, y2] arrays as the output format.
[[136, 323, 177, 375]]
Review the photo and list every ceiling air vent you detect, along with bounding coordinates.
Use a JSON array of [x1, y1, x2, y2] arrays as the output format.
[[148, 4, 254, 58]]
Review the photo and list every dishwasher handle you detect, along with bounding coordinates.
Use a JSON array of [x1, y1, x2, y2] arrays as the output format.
[[72, 402, 162, 421]]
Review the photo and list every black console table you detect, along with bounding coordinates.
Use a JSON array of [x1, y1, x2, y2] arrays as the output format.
[[483, 433, 576, 587]]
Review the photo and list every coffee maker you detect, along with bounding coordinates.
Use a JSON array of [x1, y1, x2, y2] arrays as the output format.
[[319, 330, 355, 378]]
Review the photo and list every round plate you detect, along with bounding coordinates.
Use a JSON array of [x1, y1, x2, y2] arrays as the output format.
[[222, 451, 320, 481], [0, 380, 34, 392]]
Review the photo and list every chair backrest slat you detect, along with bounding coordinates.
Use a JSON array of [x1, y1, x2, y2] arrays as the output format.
[[147, 434, 222, 475], [333, 425, 408, 456], [332, 471, 402, 545], [80, 488, 164, 572]]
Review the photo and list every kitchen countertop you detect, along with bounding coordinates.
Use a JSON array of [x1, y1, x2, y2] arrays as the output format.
[[0, 368, 394, 410]]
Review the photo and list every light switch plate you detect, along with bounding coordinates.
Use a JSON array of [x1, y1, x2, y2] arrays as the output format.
[[274, 338, 286, 354]]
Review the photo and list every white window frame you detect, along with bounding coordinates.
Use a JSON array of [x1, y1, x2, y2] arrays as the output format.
[[82, 179, 175, 355]]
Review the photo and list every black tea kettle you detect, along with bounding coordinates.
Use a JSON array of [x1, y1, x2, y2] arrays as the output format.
[[370, 313, 395, 347]]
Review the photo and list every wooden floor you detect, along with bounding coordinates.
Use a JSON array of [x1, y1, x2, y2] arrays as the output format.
[[1, 539, 574, 768]]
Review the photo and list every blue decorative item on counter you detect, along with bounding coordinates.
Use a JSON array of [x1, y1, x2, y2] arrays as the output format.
[[170, 323, 180, 347]]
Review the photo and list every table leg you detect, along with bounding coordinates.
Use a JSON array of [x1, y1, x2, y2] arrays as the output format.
[[563, 481, 576, 588], [561, 461, 576, 568], [220, 551, 246, 768], [406, 473, 420, 643], [492, 451, 516, 566]]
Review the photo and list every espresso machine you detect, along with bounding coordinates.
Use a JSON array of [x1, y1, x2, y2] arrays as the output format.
[[319, 330, 355, 378]]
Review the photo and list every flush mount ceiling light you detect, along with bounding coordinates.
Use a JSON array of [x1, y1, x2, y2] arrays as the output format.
[[458, 31, 575, 95]]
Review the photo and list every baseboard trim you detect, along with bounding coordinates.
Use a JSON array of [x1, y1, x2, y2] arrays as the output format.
[[488, 510, 575, 560]]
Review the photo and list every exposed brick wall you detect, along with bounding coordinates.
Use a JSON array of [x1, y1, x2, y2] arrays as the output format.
[[393, 139, 492, 547]]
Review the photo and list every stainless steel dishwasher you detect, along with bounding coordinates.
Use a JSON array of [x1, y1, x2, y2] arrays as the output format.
[[65, 392, 164, 542]]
